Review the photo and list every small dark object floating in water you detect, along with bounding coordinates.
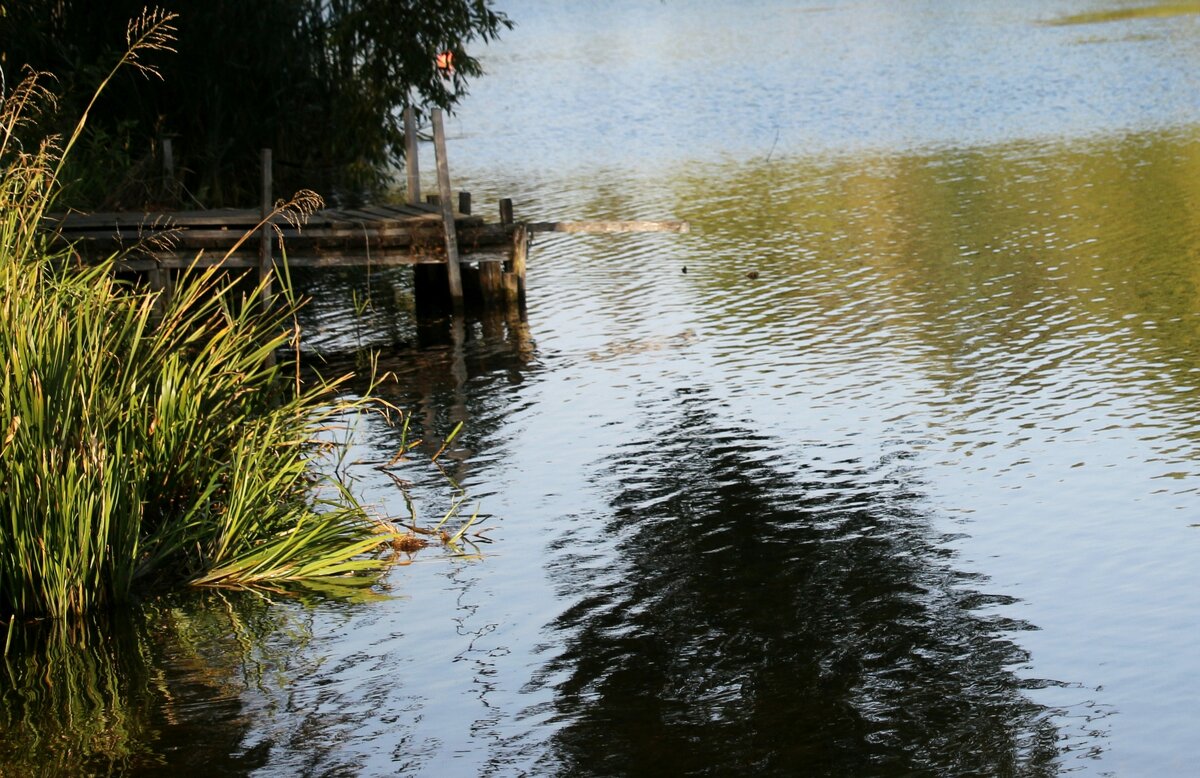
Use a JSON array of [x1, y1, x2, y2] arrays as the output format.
[[682, 266, 688, 274], [746, 270, 760, 279]]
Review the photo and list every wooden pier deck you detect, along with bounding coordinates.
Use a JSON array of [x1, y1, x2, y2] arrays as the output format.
[[43, 200, 516, 270], [41, 108, 689, 312]]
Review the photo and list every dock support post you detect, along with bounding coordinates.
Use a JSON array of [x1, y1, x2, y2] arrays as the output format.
[[259, 148, 273, 303], [160, 138, 177, 203], [404, 106, 421, 205], [149, 263, 170, 319], [499, 200, 526, 306], [431, 109, 463, 308], [504, 223, 528, 306]]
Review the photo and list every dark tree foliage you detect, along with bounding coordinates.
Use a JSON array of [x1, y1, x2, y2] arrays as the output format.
[[0, 1, 511, 207]]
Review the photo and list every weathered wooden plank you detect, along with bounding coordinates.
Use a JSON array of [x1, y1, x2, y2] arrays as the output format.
[[108, 248, 510, 271], [54, 219, 510, 254], [46, 200, 456, 232], [314, 209, 358, 221], [355, 204, 416, 220], [46, 206, 453, 233], [377, 203, 437, 217], [54, 229, 423, 248], [526, 220, 690, 234], [325, 208, 402, 225], [47, 208, 260, 229]]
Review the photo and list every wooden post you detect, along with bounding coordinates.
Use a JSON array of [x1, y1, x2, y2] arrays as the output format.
[[504, 224, 528, 306], [149, 264, 169, 319], [161, 138, 176, 202], [404, 106, 420, 205], [431, 109, 463, 307], [458, 191, 472, 215], [513, 224, 528, 303], [499, 199, 517, 306], [259, 148, 273, 302]]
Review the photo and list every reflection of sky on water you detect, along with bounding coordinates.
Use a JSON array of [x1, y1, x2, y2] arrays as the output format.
[[278, 129, 1200, 774], [451, 0, 1200, 176]]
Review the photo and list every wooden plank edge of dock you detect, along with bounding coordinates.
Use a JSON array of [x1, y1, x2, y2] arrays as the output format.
[[93, 252, 508, 271]]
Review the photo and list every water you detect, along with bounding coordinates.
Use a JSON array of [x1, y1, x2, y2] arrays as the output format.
[[6, 1, 1200, 774]]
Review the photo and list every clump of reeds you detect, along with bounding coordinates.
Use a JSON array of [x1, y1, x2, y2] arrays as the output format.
[[0, 10, 397, 619]]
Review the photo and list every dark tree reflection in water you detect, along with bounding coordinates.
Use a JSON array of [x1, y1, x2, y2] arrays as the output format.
[[537, 388, 1065, 776]]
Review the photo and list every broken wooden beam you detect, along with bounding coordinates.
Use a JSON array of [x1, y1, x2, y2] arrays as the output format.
[[526, 220, 689, 234]]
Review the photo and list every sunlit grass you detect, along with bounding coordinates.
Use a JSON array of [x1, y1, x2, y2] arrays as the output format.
[[0, 10, 402, 619]]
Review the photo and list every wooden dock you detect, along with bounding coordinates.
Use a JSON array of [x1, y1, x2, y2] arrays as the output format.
[[41, 108, 689, 312], [43, 196, 532, 310], [44, 200, 512, 269], [44, 202, 690, 267]]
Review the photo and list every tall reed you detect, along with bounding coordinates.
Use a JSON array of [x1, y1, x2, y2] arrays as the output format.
[[0, 10, 396, 619]]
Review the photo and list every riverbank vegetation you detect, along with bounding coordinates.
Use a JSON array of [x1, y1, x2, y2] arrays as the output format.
[[0, 11, 406, 619], [1, 0, 512, 207]]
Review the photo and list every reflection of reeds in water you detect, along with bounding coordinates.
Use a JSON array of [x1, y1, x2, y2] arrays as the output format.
[[0, 592, 293, 774], [0, 615, 157, 773]]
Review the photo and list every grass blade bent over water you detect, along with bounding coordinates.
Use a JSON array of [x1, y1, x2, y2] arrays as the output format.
[[0, 29, 395, 619]]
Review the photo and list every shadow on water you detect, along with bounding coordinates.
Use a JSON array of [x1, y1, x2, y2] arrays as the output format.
[[533, 386, 1084, 776]]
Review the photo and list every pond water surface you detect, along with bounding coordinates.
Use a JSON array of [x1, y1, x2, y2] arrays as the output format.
[[6, 1, 1200, 775]]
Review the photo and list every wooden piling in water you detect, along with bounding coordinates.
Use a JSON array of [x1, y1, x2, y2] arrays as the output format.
[[43, 125, 689, 321], [431, 109, 463, 309], [404, 106, 421, 205], [478, 261, 504, 306], [505, 223, 528, 306]]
